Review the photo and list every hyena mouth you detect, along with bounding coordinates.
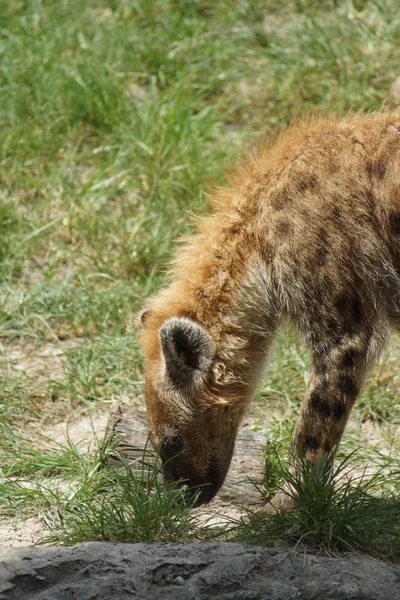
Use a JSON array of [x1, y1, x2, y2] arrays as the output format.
[[162, 456, 223, 506]]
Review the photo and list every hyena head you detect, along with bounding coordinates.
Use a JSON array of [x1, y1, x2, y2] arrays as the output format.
[[141, 314, 242, 506]]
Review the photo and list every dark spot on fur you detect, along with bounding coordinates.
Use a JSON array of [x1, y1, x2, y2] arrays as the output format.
[[389, 211, 400, 235], [229, 222, 241, 235], [337, 349, 359, 396], [310, 391, 331, 419], [323, 441, 332, 453], [276, 221, 292, 237], [350, 292, 363, 323], [339, 375, 358, 396], [333, 400, 346, 420], [297, 174, 318, 194], [336, 293, 363, 326], [271, 191, 292, 211], [335, 294, 347, 313], [303, 435, 320, 452], [367, 160, 386, 180], [341, 349, 357, 369]]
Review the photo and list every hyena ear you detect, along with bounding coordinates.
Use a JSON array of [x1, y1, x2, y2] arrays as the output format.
[[159, 317, 213, 387]]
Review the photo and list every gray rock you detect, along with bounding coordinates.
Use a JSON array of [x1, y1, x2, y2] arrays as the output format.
[[0, 542, 399, 600]]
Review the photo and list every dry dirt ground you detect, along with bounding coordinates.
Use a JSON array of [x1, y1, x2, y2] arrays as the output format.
[[0, 410, 110, 548]]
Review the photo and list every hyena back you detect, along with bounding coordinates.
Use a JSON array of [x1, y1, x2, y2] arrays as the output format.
[[141, 111, 400, 506]]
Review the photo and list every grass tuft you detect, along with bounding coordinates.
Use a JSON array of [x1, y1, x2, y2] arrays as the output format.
[[235, 452, 400, 561], [0, 434, 202, 545], [43, 452, 202, 545]]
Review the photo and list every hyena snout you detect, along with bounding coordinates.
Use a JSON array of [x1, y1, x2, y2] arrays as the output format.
[[162, 455, 224, 506], [160, 437, 231, 506]]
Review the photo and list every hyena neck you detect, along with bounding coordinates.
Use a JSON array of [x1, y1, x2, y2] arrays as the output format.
[[208, 262, 279, 402]]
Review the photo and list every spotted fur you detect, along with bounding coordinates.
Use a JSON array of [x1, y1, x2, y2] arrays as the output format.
[[141, 110, 400, 505]]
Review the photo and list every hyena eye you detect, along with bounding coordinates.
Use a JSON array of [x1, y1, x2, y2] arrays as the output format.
[[161, 435, 185, 459]]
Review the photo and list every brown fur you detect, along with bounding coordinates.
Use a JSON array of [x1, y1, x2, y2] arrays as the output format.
[[141, 110, 400, 505]]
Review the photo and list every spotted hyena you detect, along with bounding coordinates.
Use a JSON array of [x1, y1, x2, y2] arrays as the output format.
[[140, 110, 400, 506]]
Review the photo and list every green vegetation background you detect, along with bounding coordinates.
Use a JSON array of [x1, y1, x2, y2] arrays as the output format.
[[0, 0, 399, 553]]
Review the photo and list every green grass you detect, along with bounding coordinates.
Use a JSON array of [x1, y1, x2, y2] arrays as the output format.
[[1, 0, 400, 551], [234, 452, 400, 561], [0, 433, 203, 544]]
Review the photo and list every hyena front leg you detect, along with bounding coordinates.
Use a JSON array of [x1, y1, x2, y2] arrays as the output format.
[[293, 336, 372, 465], [269, 334, 375, 511]]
